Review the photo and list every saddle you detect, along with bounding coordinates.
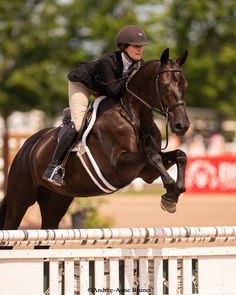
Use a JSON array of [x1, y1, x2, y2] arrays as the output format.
[[58, 104, 93, 142]]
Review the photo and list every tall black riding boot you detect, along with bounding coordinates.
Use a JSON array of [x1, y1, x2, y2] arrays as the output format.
[[42, 122, 77, 186]]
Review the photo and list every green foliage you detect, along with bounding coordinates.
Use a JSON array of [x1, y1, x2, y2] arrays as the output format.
[[162, 0, 236, 119], [82, 206, 113, 228], [69, 197, 113, 229], [0, 0, 140, 120], [0, 0, 69, 117], [1, 0, 236, 121]]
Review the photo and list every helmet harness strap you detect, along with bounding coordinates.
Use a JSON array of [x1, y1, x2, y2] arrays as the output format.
[[123, 49, 136, 63]]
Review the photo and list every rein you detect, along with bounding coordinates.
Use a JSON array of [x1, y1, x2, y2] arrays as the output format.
[[124, 65, 185, 150], [94, 75, 128, 86]]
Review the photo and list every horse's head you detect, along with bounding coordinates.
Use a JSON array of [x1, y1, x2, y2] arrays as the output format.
[[156, 48, 190, 136], [124, 49, 190, 136]]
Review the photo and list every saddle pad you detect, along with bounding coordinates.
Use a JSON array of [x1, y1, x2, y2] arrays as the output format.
[[74, 96, 118, 193]]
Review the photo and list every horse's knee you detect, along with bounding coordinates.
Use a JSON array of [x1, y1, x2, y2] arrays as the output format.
[[146, 151, 162, 165], [176, 149, 187, 164]]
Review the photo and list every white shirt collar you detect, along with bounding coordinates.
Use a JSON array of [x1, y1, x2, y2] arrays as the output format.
[[121, 52, 132, 74]]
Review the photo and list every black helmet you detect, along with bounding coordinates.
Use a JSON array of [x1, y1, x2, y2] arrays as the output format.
[[116, 25, 148, 49]]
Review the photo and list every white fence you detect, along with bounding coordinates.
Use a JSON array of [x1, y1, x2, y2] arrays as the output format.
[[0, 226, 236, 295]]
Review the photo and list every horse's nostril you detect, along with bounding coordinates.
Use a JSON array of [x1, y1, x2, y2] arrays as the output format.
[[175, 123, 183, 130]]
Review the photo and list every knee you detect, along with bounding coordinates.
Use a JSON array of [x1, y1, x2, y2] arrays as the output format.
[[176, 149, 187, 162], [73, 121, 82, 132], [146, 151, 162, 164]]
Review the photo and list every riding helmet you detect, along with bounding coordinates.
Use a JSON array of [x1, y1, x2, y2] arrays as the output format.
[[116, 25, 148, 50]]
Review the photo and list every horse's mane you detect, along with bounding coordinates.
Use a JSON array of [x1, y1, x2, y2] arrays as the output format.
[[129, 60, 161, 84], [140, 59, 159, 71], [140, 58, 177, 72]]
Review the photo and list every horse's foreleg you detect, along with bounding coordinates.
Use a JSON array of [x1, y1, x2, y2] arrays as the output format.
[[158, 149, 187, 213], [161, 149, 187, 195], [145, 150, 179, 213], [174, 149, 187, 194]]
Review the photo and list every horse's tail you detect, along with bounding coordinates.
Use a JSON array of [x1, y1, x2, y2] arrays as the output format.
[[0, 197, 7, 230]]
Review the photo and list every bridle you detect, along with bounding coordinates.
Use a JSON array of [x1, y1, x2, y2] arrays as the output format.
[[125, 66, 186, 117], [155, 68, 186, 117], [124, 64, 186, 150]]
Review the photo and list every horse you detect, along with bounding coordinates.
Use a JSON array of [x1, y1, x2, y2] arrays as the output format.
[[0, 48, 190, 230]]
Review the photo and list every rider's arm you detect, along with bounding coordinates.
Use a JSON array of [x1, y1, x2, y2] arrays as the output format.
[[97, 58, 126, 99]]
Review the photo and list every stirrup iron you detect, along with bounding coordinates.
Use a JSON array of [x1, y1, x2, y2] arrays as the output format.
[[48, 165, 66, 186], [51, 165, 65, 178]]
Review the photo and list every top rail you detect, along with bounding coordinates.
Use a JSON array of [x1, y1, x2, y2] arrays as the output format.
[[0, 226, 236, 247]]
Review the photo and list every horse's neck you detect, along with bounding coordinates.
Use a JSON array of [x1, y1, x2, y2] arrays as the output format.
[[123, 64, 157, 128], [122, 93, 154, 132]]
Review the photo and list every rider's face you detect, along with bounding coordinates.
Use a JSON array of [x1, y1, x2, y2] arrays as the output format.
[[125, 45, 144, 61]]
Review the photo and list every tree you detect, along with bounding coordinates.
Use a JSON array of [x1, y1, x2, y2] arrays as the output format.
[[161, 0, 236, 119], [0, 1, 66, 118], [2, 0, 236, 118], [0, 0, 145, 119]]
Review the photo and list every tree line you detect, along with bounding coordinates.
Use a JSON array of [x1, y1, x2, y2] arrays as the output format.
[[1, 0, 236, 122]]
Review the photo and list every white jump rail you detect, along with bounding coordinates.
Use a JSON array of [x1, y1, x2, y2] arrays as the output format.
[[0, 226, 236, 295], [0, 226, 236, 247]]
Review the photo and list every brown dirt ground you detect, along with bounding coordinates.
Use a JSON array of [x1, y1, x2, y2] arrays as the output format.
[[20, 192, 236, 229]]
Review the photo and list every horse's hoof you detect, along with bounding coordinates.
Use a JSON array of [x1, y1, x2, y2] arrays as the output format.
[[160, 197, 176, 213]]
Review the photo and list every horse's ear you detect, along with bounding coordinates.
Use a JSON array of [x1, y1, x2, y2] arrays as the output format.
[[160, 48, 169, 64], [176, 50, 188, 66]]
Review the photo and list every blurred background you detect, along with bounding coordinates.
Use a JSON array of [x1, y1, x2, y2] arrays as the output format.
[[1, 0, 236, 229]]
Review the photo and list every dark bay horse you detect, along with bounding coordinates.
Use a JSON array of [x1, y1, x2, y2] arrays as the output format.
[[0, 48, 190, 230]]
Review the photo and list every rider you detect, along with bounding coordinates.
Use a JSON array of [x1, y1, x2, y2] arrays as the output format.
[[42, 25, 148, 186]]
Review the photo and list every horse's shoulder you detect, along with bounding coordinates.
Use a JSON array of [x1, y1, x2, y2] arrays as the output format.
[[98, 97, 120, 112], [94, 99, 126, 130]]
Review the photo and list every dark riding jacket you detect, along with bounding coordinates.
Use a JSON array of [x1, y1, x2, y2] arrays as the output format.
[[68, 51, 143, 99]]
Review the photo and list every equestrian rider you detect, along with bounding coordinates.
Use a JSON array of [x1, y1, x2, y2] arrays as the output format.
[[43, 25, 148, 186]]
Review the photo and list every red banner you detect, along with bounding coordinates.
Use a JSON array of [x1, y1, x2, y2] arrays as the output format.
[[185, 156, 236, 193]]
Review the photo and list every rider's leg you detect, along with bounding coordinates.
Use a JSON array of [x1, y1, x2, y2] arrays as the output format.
[[69, 81, 92, 134], [42, 121, 77, 186], [42, 81, 91, 186]]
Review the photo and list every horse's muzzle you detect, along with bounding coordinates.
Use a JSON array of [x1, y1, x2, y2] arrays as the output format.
[[174, 121, 190, 136], [169, 116, 190, 136]]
